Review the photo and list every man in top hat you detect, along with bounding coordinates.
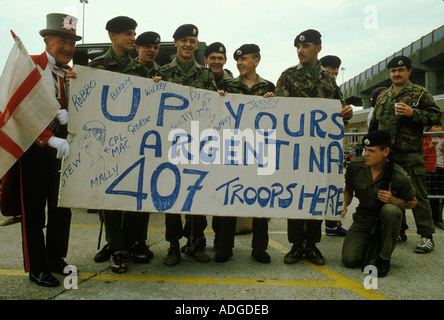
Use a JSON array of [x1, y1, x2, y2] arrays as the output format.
[[135, 31, 162, 77], [341, 130, 417, 277], [14, 13, 81, 287], [215, 44, 274, 264], [368, 55, 441, 254], [160, 24, 217, 267], [203, 42, 233, 89], [275, 29, 353, 266], [88, 16, 150, 274]]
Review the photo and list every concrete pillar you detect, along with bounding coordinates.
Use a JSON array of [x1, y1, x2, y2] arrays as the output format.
[[362, 98, 372, 109], [425, 70, 437, 95], [357, 93, 372, 109]]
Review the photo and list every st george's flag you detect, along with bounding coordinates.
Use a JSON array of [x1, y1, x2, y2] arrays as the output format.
[[0, 31, 60, 178]]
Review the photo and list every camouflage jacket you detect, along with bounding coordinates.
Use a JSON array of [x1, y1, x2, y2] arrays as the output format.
[[147, 61, 161, 78], [368, 81, 441, 153], [159, 58, 217, 91], [87, 47, 148, 77], [135, 57, 161, 77], [223, 74, 275, 96], [214, 69, 233, 90], [275, 61, 345, 106]]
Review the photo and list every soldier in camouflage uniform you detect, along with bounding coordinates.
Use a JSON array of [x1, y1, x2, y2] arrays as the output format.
[[135, 31, 162, 77], [160, 24, 217, 267], [275, 29, 353, 266], [203, 42, 233, 90], [202, 42, 234, 250], [159, 24, 217, 91], [320, 55, 342, 78], [87, 18, 147, 77], [114, 31, 162, 268], [223, 44, 275, 96], [368, 55, 441, 254], [215, 44, 274, 264], [320, 55, 349, 237], [88, 16, 150, 274]]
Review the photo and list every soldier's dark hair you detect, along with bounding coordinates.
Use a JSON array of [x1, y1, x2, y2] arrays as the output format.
[[370, 87, 388, 108], [251, 52, 261, 60], [376, 141, 391, 152]]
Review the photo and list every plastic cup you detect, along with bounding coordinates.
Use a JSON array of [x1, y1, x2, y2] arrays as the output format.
[[394, 103, 402, 115]]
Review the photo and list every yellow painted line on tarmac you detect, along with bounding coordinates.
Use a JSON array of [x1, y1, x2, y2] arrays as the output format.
[[0, 223, 389, 300], [0, 267, 386, 300], [306, 263, 389, 300], [81, 272, 338, 288], [0, 269, 341, 290], [70, 224, 166, 232], [268, 239, 390, 300], [0, 269, 27, 277]]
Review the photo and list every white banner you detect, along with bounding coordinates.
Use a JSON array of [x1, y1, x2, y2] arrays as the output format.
[[59, 65, 345, 220]]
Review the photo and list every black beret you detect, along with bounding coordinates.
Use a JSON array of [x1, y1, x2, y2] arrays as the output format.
[[320, 55, 342, 68], [233, 44, 260, 61], [363, 130, 392, 147], [204, 42, 227, 57], [173, 24, 198, 39], [294, 29, 322, 46], [106, 16, 137, 33], [135, 31, 161, 45], [387, 55, 411, 69]]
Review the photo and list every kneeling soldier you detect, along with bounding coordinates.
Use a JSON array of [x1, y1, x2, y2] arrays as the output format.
[[341, 130, 417, 277]]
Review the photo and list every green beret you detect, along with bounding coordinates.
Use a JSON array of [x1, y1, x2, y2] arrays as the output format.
[[387, 55, 411, 69], [135, 31, 161, 45], [363, 130, 392, 147], [320, 55, 342, 68], [233, 44, 260, 61], [204, 42, 227, 57], [106, 16, 137, 33], [294, 29, 322, 46], [173, 24, 198, 39]]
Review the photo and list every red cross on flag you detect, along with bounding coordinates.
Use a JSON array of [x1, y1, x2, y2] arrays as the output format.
[[0, 31, 60, 178]]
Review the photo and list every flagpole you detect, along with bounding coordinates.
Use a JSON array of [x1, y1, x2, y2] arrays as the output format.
[[79, 0, 88, 44]]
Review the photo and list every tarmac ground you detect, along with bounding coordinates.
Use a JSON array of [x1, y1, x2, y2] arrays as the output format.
[[0, 202, 443, 308]]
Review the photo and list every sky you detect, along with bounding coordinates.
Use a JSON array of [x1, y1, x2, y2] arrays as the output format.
[[0, 0, 443, 89]]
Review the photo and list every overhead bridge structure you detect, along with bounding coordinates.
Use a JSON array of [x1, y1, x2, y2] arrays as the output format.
[[340, 25, 444, 109]]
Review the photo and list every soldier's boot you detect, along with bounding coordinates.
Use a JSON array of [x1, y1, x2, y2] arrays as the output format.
[[183, 238, 210, 262], [164, 242, 181, 266]]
